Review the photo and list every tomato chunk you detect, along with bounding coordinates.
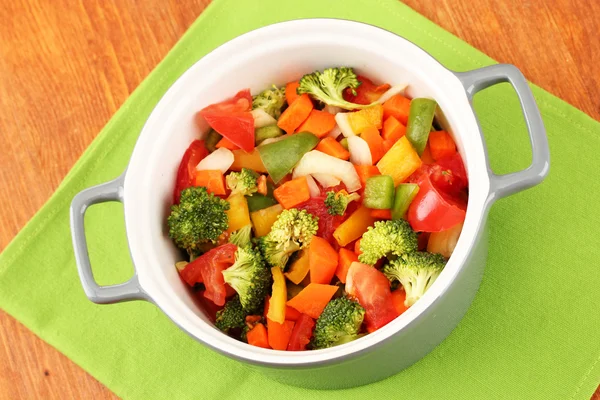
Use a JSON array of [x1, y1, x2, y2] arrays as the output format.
[[173, 140, 208, 204], [287, 314, 315, 351]]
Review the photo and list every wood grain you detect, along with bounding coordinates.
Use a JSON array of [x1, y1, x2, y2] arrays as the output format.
[[0, 0, 598, 398]]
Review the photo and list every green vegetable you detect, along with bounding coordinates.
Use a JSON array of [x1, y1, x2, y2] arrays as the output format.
[[222, 246, 271, 313], [363, 175, 395, 210], [204, 129, 222, 153], [246, 181, 277, 212], [229, 224, 253, 248], [257, 209, 319, 269], [215, 296, 247, 333], [339, 137, 349, 150], [358, 219, 418, 265], [257, 132, 319, 183], [252, 85, 286, 119], [406, 98, 437, 155], [226, 168, 259, 196], [167, 187, 230, 254], [255, 125, 283, 145], [324, 190, 360, 216], [297, 67, 371, 110], [383, 252, 446, 306], [311, 297, 365, 349], [391, 184, 420, 220]]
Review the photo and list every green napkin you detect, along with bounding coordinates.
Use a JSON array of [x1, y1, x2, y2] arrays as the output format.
[[1, 0, 599, 398]]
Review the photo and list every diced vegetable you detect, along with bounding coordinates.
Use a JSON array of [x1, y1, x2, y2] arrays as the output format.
[[339, 137, 349, 150], [363, 175, 395, 209], [333, 206, 376, 247], [255, 125, 283, 145], [421, 144, 436, 164], [225, 193, 251, 233], [204, 129, 222, 153], [285, 81, 300, 105], [348, 136, 373, 166], [376, 84, 408, 104], [336, 248, 358, 283], [344, 75, 391, 105], [354, 239, 362, 255], [284, 250, 310, 284], [427, 222, 463, 258], [296, 110, 336, 138], [309, 236, 338, 285], [250, 203, 283, 237], [285, 305, 302, 321], [327, 125, 343, 139], [293, 150, 361, 193], [377, 136, 422, 186], [304, 175, 321, 198], [391, 289, 409, 316], [391, 183, 420, 220], [273, 177, 311, 209], [335, 105, 384, 137], [354, 165, 380, 188], [286, 283, 338, 319], [316, 137, 350, 160], [429, 130, 457, 161], [311, 173, 341, 188], [251, 108, 278, 128], [256, 175, 268, 195], [246, 192, 278, 212], [258, 132, 319, 183], [231, 148, 267, 173], [406, 98, 437, 155], [196, 147, 234, 174], [173, 140, 208, 204], [267, 319, 295, 350], [382, 94, 411, 125], [277, 94, 314, 134], [215, 137, 239, 151], [247, 323, 270, 348], [267, 267, 287, 324], [360, 126, 385, 164], [287, 314, 315, 351], [193, 170, 226, 195], [382, 116, 406, 144], [370, 209, 393, 220]]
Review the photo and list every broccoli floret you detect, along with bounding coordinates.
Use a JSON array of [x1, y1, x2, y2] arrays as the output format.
[[358, 219, 418, 265], [324, 190, 360, 216], [311, 297, 365, 349], [215, 296, 247, 333], [229, 224, 253, 248], [258, 209, 319, 269], [252, 85, 286, 119], [167, 187, 230, 254], [297, 67, 369, 110], [226, 168, 259, 196], [222, 246, 271, 313], [383, 252, 446, 307]]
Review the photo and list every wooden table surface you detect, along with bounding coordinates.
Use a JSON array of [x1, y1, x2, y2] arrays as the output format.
[[0, 0, 598, 398]]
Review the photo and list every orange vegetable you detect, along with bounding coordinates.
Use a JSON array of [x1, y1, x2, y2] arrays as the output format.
[[333, 206, 376, 247], [277, 94, 313, 134], [360, 126, 385, 164], [382, 116, 407, 143], [315, 137, 350, 160], [193, 170, 226, 195], [246, 323, 270, 348], [285, 81, 300, 105], [421, 144, 435, 164], [354, 165, 380, 188], [268, 267, 287, 324], [309, 236, 338, 285], [336, 248, 358, 283], [286, 283, 338, 319], [284, 250, 310, 284], [257, 175, 268, 195], [377, 136, 422, 186], [267, 319, 295, 350], [382, 94, 411, 125], [285, 305, 302, 321], [370, 209, 392, 219], [231, 149, 267, 173], [391, 289, 409, 315], [354, 239, 362, 255], [382, 139, 394, 154], [296, 110, 336, 138], [215, 137, 240, 150], [273, 177, 311, 209], [429, 130, 457, 161]]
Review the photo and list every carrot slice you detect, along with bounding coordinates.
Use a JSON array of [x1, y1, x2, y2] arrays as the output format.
[[296, 110, 336, 138], [286, 283, 338, 319], [382, 94, 411, 125], [267, 318, 295, 350], [354, 239, 362, 256], [285, 81, 300, 105], [429, 130, 457, 161], [285, 305, 302, 321], [370, 209, 392, 220], [277, 94, 313, 134], [391, 289, 409, 315], [421, 144, 436, 164], [354, 165, 380, 188], [309, 236, 338, 285], [316, 137, 350, 160], [360, 126, 385, 164], [382, 116, 407, 143], [247, 323, 270, 348], [193, 170, 226, 195], [215, 136, 240, 151], [273, 176, 311, 209], [257, 175, 268, 195], [336, 248, 358, 284]]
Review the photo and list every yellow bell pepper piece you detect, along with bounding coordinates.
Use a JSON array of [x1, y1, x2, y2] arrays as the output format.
[[376, 136, 422, 186], [333, 206, 376, 247], [250, 204, 283, 237], [231, 149, 267, 173], [226, 193, 251, 233], [284, 250, 310, 285], [267, 267, 287, 324]]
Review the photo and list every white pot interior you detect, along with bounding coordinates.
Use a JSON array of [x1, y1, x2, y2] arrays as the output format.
[[123, 19, 490, 365]]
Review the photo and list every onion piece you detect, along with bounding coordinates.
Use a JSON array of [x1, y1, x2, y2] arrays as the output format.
[[427, 222, 463, 258], [327, 125, 343, 139], [259, 136, 285, 146], [323, 104, 343, 114], [195, 147, 234, 173], [334, 112, 356, 137], [304, 175, 321, 198], [312, 173, 341, 188], [377, 84, 408, 104], [251, 109, 277, 128], [293, 150, 361, 192], [348, 136, 372, 166]]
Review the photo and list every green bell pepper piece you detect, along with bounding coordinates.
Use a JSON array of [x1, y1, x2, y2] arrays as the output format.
[[391, 183, 420, 220], [246, 181, 277, 212], [406, 98, 437, 155], [255, 125, 283, 145], [339, 137, 349, 150], [204, 129, 222, 152], [363, 175, 395, 209], [257, 132, 319, 183]]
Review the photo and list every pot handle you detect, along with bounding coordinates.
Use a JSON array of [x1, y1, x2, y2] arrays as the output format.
[[70, 173, 148, 304], [455, 64, 550, 201]]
